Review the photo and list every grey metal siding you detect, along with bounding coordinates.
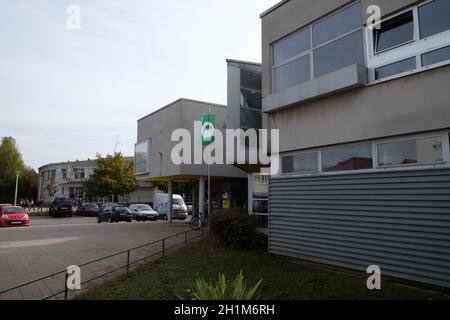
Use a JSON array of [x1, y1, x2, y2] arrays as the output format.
[[269, 168, 450, 288]]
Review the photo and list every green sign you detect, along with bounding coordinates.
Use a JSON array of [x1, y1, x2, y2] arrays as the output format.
[[200, 114, 216, 145]]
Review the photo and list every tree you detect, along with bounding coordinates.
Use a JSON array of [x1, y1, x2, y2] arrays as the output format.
[[0, 137, 26, 203], [19, 167, 39, 201], [84, 153, 138, 202], [46, 177, 57, 198]]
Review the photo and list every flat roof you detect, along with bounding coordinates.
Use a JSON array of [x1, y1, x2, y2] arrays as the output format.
[[226, 58, 262, 67], [137, 98, 226, 123], [39, 157, 133, 171], [260, 0, 289, 18]]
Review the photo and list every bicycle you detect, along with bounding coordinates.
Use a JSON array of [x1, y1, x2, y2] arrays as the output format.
[[189, 214, 208, 230]]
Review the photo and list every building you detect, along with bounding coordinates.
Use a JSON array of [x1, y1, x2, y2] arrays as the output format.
[[261, 0, 450, 287], [135, 98, 248, 219], [38, 158, 153, 204], [226, 59, 270, 228]]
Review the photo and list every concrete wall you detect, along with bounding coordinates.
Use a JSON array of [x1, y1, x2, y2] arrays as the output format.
[[261, 0, 450, 153], [269, 65, 450, 153], [137, 99, 247, 179]]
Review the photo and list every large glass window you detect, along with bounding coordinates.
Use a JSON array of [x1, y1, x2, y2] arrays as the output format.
[[240, 108, 262, 129], [135, 140, 151, 174], [273, 29, 310, 66], [274, 54, 310, 93], [378, 137, 443, 166], [322, 144, 373, 172], [375, 57, 416, 80], [419, 0, 450, 39], [314, 30, 364, 77], [281, 152, 319, 174], [374, 11, 414, 53], [422, 45, 450, 67], [272, 1, 363, 93], [313, 1, 362, 46]]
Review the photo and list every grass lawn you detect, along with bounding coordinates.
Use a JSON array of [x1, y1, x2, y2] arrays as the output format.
[[78, 240, 450, 300]]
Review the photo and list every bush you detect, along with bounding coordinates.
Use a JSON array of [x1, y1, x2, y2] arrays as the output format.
[[209, 208, 262, 249], [181, 270, 263, 300]]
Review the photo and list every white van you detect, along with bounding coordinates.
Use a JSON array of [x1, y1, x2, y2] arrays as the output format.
[[153, 193, 188, 220]]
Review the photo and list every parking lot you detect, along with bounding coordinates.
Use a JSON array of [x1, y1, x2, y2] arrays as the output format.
[[0, 216, 194, 299]]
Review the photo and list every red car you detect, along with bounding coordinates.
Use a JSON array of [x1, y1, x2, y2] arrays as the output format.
[[0, 206, 30, 227]]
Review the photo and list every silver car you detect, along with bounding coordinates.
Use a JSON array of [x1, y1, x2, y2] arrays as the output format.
[[129, 204, 159, 222]]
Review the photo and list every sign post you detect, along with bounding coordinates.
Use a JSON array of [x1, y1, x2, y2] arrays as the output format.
[[200, 112, 216, 218]]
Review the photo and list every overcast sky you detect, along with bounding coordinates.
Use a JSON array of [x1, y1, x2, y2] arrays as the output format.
[[0, 0, 278, 170]]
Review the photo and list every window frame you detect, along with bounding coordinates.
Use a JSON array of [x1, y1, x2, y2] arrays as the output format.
[[278, 131, 450, 178], [366, 0, 450, 84], [271, 1, 364, 94], [375, 134, 446, 169]]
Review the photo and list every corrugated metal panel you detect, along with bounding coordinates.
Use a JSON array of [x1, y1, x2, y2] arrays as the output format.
[[269, 168, 450, 288]]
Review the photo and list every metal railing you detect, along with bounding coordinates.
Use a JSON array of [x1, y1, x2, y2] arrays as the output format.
[[0, 227, 207, 300]]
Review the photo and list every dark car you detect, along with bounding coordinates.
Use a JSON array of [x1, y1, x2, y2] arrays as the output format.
[[77, 203, 100, 216], [49, 199, 73, 217], [97, 205, 132, 223]]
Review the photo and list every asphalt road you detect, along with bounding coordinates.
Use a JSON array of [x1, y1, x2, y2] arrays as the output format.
[[0, 216, 196, 300]]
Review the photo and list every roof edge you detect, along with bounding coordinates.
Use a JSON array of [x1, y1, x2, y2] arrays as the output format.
[[260, 0, 290, 18], [137, 98, 226, 123]]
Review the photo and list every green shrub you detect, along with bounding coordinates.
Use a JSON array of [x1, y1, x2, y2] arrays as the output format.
[[181, 270, 263, 300], [209, 208, 262, 249]]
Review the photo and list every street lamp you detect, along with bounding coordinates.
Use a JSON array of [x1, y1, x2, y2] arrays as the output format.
[[14, 171, 19, 206]]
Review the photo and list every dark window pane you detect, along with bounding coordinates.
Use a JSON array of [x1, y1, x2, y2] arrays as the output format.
[[252, 214, 268, 228], [273, 28, 310, 65], [274, 54, 310, 92], [419, 0, 450, 39], [240, 108, 262, 129], [252, 200, 268, 215], [375, 57, 416, 80], [241, 69, 261, 91], [314, 30, 364, 78], [282, 156, 294, 173], [374, 11, 414, 53], [293, 152, 318, 173], [313, 2, 362, 47], [253, 174, 269, 198], [422, 45, 450, 66], [322, 144, 373, 172], [240, 88, 261, 110], [378, 137, 443, 166]]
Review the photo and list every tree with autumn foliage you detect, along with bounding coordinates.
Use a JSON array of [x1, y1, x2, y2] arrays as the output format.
[[84, 153, 137, 202]]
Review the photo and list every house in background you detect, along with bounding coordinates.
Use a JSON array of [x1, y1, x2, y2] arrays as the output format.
[[261, 0, 450, 287], [38, 158, 154, 204]]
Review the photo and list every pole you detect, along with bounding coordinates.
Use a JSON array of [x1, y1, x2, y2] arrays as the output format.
[[207, 164, 211, 218], [14, 172, 19, 206]]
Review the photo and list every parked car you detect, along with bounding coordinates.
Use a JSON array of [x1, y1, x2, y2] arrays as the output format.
[[99, 202, 117, 213], [77, 203, 100, 216], [0, 206, 30, 227], [97, 205, 132, 223], [0, 204, 12, 210], [49, 199, 73, 217], [153, 193, 188, 220], [129, 204, 158, 222]]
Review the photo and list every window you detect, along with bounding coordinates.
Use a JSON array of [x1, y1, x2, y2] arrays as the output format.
[[422, 45, 450, 67], [378, 136, 443, 167], [274, 54, 311, 93], [322, 144, 373, 172], [313, 2, 362, 46], [273, 29, 310, 66], [367, 0, 450, 83], [314, 30, 364, 77], [375, 57, 416, 80], [281, 155, 294, 174], [135, 140, 151, 174], [74, 168, 85, 180], [273, 1, 363, 93], [240, 69, 262, 129], [419, 0, 450, 39], [374, 11, 414, 53], [61, 168, 67, 179]]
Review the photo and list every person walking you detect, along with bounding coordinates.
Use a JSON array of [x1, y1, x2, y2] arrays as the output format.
[[30, 199, 35, 212]]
